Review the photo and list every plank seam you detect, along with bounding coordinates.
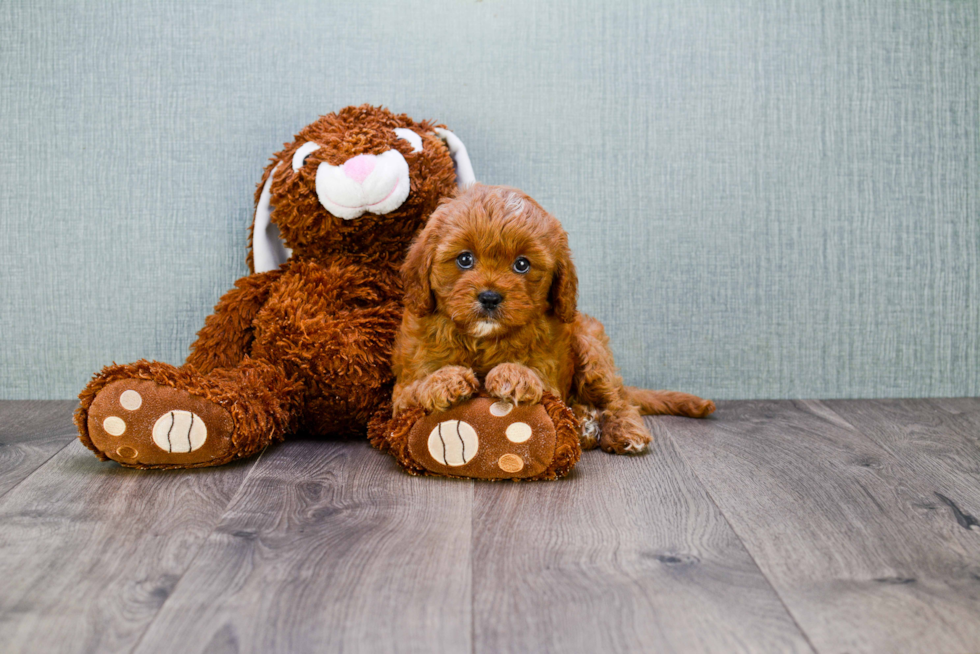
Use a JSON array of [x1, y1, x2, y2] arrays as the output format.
[[654, 414, 822, 654], [125, 446, 270, 654], [0, 438, 75, 502], [469, 480, 476, 654]]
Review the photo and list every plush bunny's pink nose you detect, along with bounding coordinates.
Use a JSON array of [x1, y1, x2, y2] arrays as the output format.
[[342, 155, 376, 184]]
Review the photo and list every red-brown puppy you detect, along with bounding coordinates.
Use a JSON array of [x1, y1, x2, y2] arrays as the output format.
[[392, 184, 714, 454]]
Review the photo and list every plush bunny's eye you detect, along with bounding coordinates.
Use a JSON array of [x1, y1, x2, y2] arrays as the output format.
[[292, 142, 321, 172], [394, 128, 423, 153]]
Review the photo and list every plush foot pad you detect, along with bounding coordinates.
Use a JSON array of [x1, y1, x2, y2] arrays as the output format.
[[409, 398, 557, 479], [370, 393, 581, 481], [87, 379, 234, 468]]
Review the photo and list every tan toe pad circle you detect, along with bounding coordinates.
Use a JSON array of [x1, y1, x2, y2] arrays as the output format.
[[119, 390, 142, 410], [505, 422, 532, 443], [102, 416, 126, 436], [498, 453, 525, 473], [489, 401, 513, 417], [116, 446, 138, 459]]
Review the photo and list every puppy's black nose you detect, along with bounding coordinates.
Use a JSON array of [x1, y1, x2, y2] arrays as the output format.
[[478, 290, 503, 311]]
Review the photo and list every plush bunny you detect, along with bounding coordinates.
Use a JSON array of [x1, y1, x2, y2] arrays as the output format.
[[76, 105, 474, 468]]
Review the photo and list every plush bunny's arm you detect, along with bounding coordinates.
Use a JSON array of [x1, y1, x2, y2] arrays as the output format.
[[185, 269, 283, 373]]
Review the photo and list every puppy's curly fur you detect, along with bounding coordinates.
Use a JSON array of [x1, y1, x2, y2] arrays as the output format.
[[392, 184, 715, 454]]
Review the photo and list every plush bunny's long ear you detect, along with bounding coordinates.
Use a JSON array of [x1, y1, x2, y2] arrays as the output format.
[[434, 128, 476, 188], [252, 164, 291, 273]]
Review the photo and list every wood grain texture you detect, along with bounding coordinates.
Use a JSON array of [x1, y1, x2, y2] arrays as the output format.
[[0, 440, 255, 654], [132, 439, 473, 654], [0, 401, 76, 498], [472, 419, 814, 654], [825, 398, 980, 523], [5, 400, 980, 653], [662, 400, 980, 654]]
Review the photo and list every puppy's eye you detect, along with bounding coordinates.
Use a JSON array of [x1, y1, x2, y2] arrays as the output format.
[[291, 142, 320, 172], [512, 256, 531, 274], [394, 128, 423, 153], [456, 251, 475, 270]]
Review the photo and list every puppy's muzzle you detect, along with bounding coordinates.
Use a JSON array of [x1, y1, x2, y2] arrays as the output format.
[[478, 290, 504, 313]]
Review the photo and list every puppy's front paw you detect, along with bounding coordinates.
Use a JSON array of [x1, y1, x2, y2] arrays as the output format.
[[414, 366, 480, 413], [484, 363, 544, 405]]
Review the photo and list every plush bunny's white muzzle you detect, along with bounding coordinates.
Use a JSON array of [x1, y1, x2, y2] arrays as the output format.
[[315, 150, 411, 220]]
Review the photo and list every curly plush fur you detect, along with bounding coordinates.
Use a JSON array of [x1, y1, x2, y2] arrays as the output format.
[[76, 105, 461, 468], [392, 184, 715, 454]]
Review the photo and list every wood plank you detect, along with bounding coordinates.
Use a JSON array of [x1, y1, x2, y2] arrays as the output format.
[[0, 401, 77, 498], [132, 439, 473, 654], [824, 398, 980, 520], [0, 440, 255, 654], [662, 400, 980, 654], [928, 397, 980, 426], [472, 418, 814, 654], [924, 397, 980, 454]]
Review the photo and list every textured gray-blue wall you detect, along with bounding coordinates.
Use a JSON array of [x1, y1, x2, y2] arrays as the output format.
[[1, 0, 977, 400]]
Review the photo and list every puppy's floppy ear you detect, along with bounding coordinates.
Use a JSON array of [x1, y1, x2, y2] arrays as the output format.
[[401, 218, 442, 316], [549, 235, 578, 323]]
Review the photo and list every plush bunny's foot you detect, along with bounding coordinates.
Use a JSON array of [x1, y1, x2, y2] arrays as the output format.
[[78, 359, 299, 469], [86, 379, 235, 468], [369, 394, 581, 481]]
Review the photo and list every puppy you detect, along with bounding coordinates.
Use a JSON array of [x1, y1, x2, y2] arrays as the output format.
[[392, 184, 714, 453]]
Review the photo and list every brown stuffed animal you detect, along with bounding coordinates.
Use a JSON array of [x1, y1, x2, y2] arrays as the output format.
[[76, 105, 475, 468], [368, 393, 582, 481]]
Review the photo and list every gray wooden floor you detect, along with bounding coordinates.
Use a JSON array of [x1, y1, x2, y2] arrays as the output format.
[[1, 399, 979, 654]]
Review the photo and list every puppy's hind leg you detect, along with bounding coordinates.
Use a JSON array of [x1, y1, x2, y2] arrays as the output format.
[[598, 395, 652, 454], [570, 314, 651, 454], [571, 404, 601, 450], [573, 401, 651, 454]]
